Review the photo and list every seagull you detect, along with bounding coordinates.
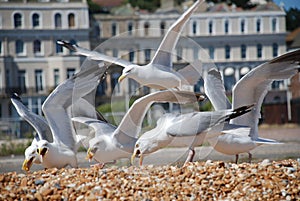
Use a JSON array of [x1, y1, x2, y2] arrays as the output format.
[[36, 61, 107, 169], [12, 60, 107, 170], [72, 90, 205, 168], [11, 93, 52, 171], [204, 49, 300, 163], [57, 0, 204, 90], [131, 104, 254, 166]]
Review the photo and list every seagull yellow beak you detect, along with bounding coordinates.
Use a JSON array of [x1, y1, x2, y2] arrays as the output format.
[[22, 158, 33, 172], [86, 148, 94, 160], [118, 74, 127, 82], [131, 149, 144, 166]]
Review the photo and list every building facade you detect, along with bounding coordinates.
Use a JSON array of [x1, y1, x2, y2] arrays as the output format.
[[0, 0, 90, 136]]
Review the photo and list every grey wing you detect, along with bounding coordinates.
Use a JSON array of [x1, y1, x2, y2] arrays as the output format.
[[150, 0, 202, 67], [72, 117, 116, 136], [11, 97, 53, 142], [115, 90, 205, 139], [204, 69, 231, 110], [232, 49, 300, 139], [57, 40, 131, 68]]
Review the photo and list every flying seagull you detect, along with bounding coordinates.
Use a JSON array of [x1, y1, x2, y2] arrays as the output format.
[[204, 49, 300, 163], [57, 0, 203, 90]]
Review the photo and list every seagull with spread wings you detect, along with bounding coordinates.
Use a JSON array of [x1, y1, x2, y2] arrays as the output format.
[[58, 0, 203, 90], [72, 90, 205, 168], [204, 49, 300, 163]]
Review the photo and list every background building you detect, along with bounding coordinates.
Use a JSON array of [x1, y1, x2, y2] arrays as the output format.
[[0, 0, 90, 136]]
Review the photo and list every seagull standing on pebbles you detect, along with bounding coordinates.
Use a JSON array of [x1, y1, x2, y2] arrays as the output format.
[[204, 49, 300, 163]]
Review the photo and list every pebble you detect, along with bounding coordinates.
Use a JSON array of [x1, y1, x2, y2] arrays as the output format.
[[0, 159, 299, 200]]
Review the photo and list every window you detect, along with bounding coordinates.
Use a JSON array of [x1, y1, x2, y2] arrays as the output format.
[[128, 22, 133, 35], [56, 40, 63, 54], [16, 40, 24, 55], [224, 67, 236, 91], [193, 47, 198, 60], [209, 46, 214, 59], [54, 69, 60, 87], [111, 72, 121, 95], [272, 43, 278, 57], [0, 40, 2, 55], [14, 13, 22, 28], [18, 70, 26, 93], [68, 13, 75, 28], [160, 21, 165, 35], [241, 44, 246, 59], [256, 19, 261, 33], [144, 22, 150, 36], [257, 44, 262, 58], [33, 40, 41, 55], [129, 50, 134, 62], [113, 49, 118, 57], [194, 79, 204, 93], [144, 49, 151, 62], [67, 68, 76, 79], [54, 13, 62, 28], [208, 20, 213, 34], [6, 69, 10, 88], [225, 45, 230, 59], [32, 13, 40, 28], [272, 18, 277, 32], [35, 70, 44, 92], [224, 19, 229, 34], [240, 19, 245, 33], [69, 39, 77, 54], [192, 21, 197, 35]]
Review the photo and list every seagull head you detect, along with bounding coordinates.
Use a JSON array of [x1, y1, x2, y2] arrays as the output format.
[[118, 65, 138, 82], [86, 137, 108, 162], [37, 140, 50, 159], [131, 139, 157, 166], [22, 145, 40, 172]]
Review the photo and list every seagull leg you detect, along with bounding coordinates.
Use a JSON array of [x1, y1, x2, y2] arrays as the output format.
[[184, 148, 195, 165], [248, 152, 252, 163], [235, 154, 239, 164]]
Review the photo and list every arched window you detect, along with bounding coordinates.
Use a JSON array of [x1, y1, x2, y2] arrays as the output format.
[[272, 43, 278, 57], [256, 19, 261, 33], [68, 13, 75, 28], [144, 22, 150, 36], [224, 67, 236, 91], [208, 20, 213, 34], [16, 40, 24, 55], [144, 49, 151, 62], [14, 13, 22, 28], [257, 44, 262, 58], [224, 19, 229, 34], [160, 21, 165, 35], [33, 40, 41, 55], [54, 13, 62, 28], [272, 18, 277, 32], [32, 13, 40, 28], [225, 45, 230, 59], [240, 19, 245, 33], [111, 22, 117, 36], [129, 49, 134, 62], [128, 22, 133, 35], [241, 44, 246, 59]]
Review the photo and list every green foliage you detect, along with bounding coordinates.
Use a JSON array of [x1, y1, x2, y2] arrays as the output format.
[[286, 8, 300, 31], [125, 0, 160, 12], [0, 140, 31, 156], [87, 0, 102, 13]]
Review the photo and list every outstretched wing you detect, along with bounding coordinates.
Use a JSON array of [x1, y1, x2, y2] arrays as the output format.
[[11, 94, 53, 142], [204, 69, 231, 110], [150, 0, 203, 67], [57, 40, 132, 68], [115, 90, 205, 139], [232, 49, 300, 139]]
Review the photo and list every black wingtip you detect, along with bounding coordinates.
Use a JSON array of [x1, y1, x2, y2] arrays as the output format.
[[11, 93, 22, 102], [57, 40, 77, 52], [225, 104, 254, 121]]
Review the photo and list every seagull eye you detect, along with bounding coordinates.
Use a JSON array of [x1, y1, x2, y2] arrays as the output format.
[[135, 144, 139, 148]]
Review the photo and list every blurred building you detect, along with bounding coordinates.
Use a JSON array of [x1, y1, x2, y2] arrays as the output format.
[[0, 0, 90, 136]]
